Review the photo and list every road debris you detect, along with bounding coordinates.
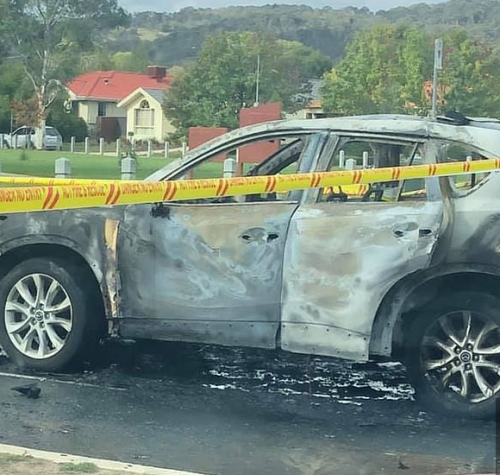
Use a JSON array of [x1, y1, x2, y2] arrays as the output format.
[[398, 457, 410, 470], [11, 382, 41, 399]]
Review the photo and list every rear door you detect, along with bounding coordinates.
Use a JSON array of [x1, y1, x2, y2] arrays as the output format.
[[280, 134, 444, 361]]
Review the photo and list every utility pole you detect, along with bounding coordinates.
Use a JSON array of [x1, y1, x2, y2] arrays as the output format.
[[254, 54, 261, 107], [431, 38, 443, 118]]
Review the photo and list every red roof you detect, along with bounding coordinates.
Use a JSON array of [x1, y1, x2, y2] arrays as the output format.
[[66, 70, 171, 101]]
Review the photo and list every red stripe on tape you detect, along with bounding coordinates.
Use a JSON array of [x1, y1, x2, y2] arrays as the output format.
[[265, 176, 277, 193], [216, 179, 224, 197], [392, 168, 401, 180], [268, 177, 277, 193], [162, 182, 172, 201], [265, 177, 272, 193], [313, 173, 321, 188], [42, 187, 54, 210], [166, 182, 178, 201], [48, 189, 60, 210], [353, 171, 363, 184], [106, 184, 116, 205], [111, 187, 121, 206]]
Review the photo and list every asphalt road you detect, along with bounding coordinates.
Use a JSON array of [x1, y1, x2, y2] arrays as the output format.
[[0, 341, 496, 475]]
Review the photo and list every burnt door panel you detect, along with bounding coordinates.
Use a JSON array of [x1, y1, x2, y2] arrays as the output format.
[[280, 200, 443, 361], [118, 202, 298, 348]]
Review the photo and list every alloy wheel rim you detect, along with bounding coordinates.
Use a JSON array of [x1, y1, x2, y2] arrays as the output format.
[[421, 310, 500, 404], [5, 273, 73, 359]]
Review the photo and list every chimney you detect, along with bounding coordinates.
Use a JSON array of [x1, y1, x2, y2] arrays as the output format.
[[147, 65, 167, 81]]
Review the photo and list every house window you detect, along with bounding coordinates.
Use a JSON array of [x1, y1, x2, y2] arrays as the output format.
[[135, 99, 154, 130], [98, 102, 107, 117]]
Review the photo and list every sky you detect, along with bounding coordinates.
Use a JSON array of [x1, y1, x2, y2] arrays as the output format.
[[119, 0, 449, 13]]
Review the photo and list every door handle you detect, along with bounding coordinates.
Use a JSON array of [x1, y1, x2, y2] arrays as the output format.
[[419, 228, 434, 238], [240, 228, 280, 243], [393, 222, 419, 239], [393, 227, 434, 239]]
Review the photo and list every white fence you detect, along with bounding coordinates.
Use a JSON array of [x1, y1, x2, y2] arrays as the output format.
[[0, 134, 188, 160], [68, 137, 187, 159]]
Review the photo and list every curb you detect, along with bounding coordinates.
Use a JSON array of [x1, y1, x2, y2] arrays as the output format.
[[0, 443, 208, 475]]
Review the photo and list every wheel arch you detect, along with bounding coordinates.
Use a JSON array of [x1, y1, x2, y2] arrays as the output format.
[[0, 239, 111, 333], [369, 264, 500, 359]]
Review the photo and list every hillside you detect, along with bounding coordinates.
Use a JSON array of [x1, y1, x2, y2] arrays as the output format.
[[104, 0, 500, 68]]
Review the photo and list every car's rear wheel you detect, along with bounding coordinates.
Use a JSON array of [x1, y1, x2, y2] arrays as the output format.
[[0, 258, 101, 372], [406, 291, 500, 419]]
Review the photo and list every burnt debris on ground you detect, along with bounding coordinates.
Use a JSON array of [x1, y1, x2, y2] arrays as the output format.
[[0, 340, 495, 475]]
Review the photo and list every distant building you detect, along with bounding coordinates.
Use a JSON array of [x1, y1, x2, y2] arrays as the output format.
[[66, 66, 172, 141], [302, 99, 326, 119], [285, 79, 326, 120], [117, 87, 176, 142]]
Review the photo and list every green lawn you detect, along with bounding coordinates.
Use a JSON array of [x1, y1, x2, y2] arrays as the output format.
[[0, 150, 177, 180], [0, 149, 300, 182]]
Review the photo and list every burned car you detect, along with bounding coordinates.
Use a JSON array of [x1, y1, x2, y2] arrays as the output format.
[[0, 114, 500, 418]]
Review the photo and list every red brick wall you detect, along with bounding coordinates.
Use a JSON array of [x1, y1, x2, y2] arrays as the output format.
[[187, 103, 282, 175], [238, 103, 282, 164], [239, 102, 282, 128], [188, 126, 229, 163]]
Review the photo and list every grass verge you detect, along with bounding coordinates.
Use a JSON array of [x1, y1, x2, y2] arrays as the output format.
[[0, 453, 156, 474], [0, 150, 177, 180]]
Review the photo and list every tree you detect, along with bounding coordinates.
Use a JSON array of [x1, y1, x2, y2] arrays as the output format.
[[320, 24, 500, 118], [0, 63, 29, 132], [439, 29, 500, 117], [124, 2, 500, 68], [1, 0, 129, 148], [164, 31, 332, 136], [46, 97, 88, 142], [10, 96, 40, 147], [110, 42, 152, 72], [321, 25, 433, 116]]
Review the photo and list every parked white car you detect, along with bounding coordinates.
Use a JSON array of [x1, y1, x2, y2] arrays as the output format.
[[2, 126, 63, 151]]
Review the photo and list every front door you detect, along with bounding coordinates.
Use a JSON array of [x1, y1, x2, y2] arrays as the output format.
[[281, 136, 445, 361], [118, 201, 298, 348]]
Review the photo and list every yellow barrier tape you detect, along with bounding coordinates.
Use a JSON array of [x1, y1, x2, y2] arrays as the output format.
[[0, 176, 120, 186], [326, 178, 473, 198], [0, 158, 497, 214]]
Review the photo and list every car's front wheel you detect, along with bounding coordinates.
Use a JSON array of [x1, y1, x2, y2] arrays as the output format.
[[406, 291, 500, 419], [0, 258, 101, 372]]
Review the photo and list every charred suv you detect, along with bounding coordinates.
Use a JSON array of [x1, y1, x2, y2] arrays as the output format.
[[1, 114, 500, 418]]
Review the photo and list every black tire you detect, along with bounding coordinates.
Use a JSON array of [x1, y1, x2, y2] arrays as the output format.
[[406, 291, 500, 419], [0, 257, 102, 372]]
